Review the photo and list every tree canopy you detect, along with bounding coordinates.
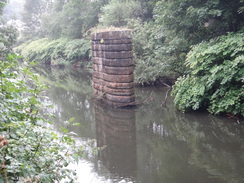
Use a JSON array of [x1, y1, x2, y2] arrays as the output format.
[[41, 0, 108, 39]]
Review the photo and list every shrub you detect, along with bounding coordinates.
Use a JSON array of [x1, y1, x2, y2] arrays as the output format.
[[16, 38, 91, 65], [172, 32, 244, 116], [0, 54, 83, 182]]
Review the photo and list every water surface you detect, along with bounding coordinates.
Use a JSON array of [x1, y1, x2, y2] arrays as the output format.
[[37, 66, 244, 183]]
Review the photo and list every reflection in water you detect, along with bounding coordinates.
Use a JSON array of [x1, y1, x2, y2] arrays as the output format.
[[94, 101, 137, 180], [136, 98, 244, 183], [177, 113, 244, 183], [36, 66, 244, 183], [36, 65, 95, 138]]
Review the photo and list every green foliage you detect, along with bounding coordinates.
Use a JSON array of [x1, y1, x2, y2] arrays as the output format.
[[22, 0, 52, 40], [138, 0, 158, 21], [99, 0, 142, 27], [156, 0, 243, 65], [0, 24, 18, 59], [129, 0, 244, 85], [172, 32, 244, 116], [42, 0, 108, 39], [0, 0, 7, 15], [16, 38, 91, 65], [128, 19, 183, 85], [0, 54, 85, 182], [0, 24, 86, 181], [64, 39, 91, 62], [154, 0, 243, 40]]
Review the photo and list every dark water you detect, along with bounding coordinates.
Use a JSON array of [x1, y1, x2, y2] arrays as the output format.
[[37, 66, 244, 183]]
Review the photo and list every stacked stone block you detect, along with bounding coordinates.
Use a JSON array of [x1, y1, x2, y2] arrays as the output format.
[[91, 29, 135, 107]]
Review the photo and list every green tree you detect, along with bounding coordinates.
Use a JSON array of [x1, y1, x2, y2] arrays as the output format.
[[138, 0, 158, 21], [0, 1, 18, 59], [22, 0, 52, 39], [131, 0, 244, 85], [0, 25, 18, 59], [154, 0, 243, 66], [42, 0, 108, 39], [99, 0, 143, 27], [41, 0, 63, 39]]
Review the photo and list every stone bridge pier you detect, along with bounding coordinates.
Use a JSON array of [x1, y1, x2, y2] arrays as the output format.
[[91, 29, 135, 107]]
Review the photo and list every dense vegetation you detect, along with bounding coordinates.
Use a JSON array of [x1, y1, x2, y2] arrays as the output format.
[[16, 38, 90, 65], [172, 33, 244, 116], [5, 1, 244, 113], [0, 2, 88, 182], [0, 54, 83, 182]]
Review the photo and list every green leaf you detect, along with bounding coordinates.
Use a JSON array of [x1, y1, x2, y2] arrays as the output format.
[[68, 117, 75, 123], [60, 126, 69, 134]]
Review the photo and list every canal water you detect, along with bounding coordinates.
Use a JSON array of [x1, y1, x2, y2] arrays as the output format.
[[37, 66, 243, 183]]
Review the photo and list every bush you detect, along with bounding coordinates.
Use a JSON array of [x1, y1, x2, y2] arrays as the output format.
[[172, 32, 244, 116], [0, 54, 84, 182], [16, 38, 91, 65]]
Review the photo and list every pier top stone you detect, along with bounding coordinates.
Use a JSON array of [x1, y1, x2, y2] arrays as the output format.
[[91, 29, 132, 41]]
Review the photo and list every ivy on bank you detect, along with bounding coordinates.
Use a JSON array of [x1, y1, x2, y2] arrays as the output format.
[[172, 32, 244, 116], [0, 54, 84, 182]]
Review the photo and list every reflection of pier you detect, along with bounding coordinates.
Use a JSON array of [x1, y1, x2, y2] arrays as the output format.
[[94, 102, 137, 177]]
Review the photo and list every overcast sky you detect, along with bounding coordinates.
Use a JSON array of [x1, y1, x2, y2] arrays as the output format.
[[3, 0, 25, 20]]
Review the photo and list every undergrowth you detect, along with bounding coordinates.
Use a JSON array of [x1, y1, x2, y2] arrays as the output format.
[[16, 38, 91, 66]]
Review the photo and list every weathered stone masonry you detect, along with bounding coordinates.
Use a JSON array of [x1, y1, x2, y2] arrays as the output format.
[[91, 29, 135, 107]]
